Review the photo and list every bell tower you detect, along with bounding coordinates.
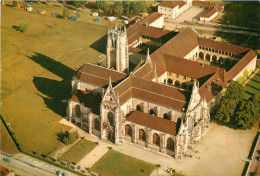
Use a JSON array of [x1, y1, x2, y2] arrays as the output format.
[[106, 25, 129, 73]]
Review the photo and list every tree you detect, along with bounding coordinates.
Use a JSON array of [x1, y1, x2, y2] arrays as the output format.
[[224, 80, 245, 102], [113, 2, 123, 17], [233, 100, 256, 129], [72, 1, 86, 8], [96, 0, 106, 10], [103, 3, 111, 16], [249, 94, 260, 119], [12, 1, 17, 7], [62, 8, 70, 19], [215, 97, 237, 123]]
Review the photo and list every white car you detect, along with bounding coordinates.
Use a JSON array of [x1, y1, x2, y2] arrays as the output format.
[[107, 16, 117, 21], [27, 6, 33, 12]]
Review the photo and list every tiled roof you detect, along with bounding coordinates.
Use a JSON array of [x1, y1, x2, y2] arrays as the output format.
[[164, 54, 218, 79], [133, 63, 155, 81], [200, 7, 218, 18], [199, 71, 225, 102], [126, 111, 177, 135], [228, 50, 257, 79], [0, 166, 15, 176], [129, 46, 142, 53], [139, 12, 164, 26], [150, 27, 199, 76], [75, 63, 127, 87], [197, 37, 250, 55], [114, 76, 190, 111], [159, 0, 186, 9]]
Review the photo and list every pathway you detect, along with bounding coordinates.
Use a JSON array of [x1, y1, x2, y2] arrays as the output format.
[[59, 119, 258, 176], [52, 138, 81, 159], [164, 21, 259, 36]]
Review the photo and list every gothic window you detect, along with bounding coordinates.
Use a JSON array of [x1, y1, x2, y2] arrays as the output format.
[[176, 117, 182, 134], [136, 105, 142, 111], [108, 112, 114, 126], [149, 109, 156, 116], [73, 104, 81, 117], [94, 118, 100, 130], [167, 138, 174, 151], [184, 76, 186, 80], [163, 113, 170, 120], [125, 125, 132, 137], [139, 129, 146, 142], [164, 79, 166, 83], [153, 133, 160, 146]]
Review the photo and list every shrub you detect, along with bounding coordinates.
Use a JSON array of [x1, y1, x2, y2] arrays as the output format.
[[75, 13, 80, 19], [18, 23, 28, 33], [72, 162, 76, 165], [77, 165, 81, 170], [62, 8, 70, 19]]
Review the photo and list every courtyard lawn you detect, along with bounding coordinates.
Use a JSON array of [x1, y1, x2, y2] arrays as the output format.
[[0, 120, 19, 154], [91, 150, 156, 176], [1, 5, 107, 155], [59, 139, 97, 164], [245, 70, 260, 98]]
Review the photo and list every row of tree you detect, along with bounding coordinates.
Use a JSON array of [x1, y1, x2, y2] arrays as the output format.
[[96, 1, 149, 17], [214, 81, 259, 129]]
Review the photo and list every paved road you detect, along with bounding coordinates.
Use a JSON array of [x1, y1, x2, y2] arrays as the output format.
[[0, 153, 55, 176], [164, 21, 259, 36], [0, 152, 77, 176], [247, 135, 260, 176]]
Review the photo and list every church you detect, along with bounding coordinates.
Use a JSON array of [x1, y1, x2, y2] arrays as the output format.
[[66, 13, 257, 159]]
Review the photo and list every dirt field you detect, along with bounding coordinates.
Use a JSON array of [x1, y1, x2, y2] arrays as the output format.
[[1, 5, 108, 156]]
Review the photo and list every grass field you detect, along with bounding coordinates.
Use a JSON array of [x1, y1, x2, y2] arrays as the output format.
[[1, 5, 107, 155], [91, 150, 156, 176], [0, 120, 19, 154], [245, 70, 260, 98], [59, 139, 97, 164]]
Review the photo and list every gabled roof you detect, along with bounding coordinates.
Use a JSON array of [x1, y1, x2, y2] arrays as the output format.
[[75, 63, 127, 87], [164, 54, 218, 79], [114, 76, 190, 111], [139, 12, 164, 26], [126, 111, 177, 135], [197, 37, 250, 55], [200, 7, 218, 18], [133, 62, 155, 81], [228, 50, 257, 79], [159, 0, 186, 9]]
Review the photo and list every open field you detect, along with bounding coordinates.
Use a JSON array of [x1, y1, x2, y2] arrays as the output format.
[[1, 5, 107, 155], [91, 150, 156, 176], [0, 120, 19, 154], [245, 70, 260, 98], [59, 139, 97, 164]]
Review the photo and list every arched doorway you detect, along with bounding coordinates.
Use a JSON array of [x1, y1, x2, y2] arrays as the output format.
[[167, 78, 173, 85], [94, 118, 100, 130], [163, 113, 170, 120], [139, 129, 146, 142], [212, 55, 217, 63], [218, 57, 224, 64], [73, 104, 81, 117], [108, 112, 114, 126], [136, 105, 142, 111], [175, 81, 180, 87], [206, 54, 211, 61], [149, 109, 156, 116], [199, 52, 204, 59], [125, 125, 132, 137], [166, 138, 174, 151], [153, 133, 160, 146]]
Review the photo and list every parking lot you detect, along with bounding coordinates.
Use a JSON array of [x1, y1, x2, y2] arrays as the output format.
[[172, 6, 206, 23]]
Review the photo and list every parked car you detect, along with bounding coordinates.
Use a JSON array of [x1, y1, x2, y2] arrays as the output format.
[[3, 157, 12, 163], [107, 16, 117, 21]]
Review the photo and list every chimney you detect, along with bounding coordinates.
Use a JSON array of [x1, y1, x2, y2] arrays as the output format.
[[207, 85, 211, 91], [146, 22, 148, 27]]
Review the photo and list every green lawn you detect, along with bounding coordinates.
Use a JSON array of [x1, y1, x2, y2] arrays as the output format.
[[91, 150, 156, 176], [1, 5, 106, 155], [59, 139, 97, 164], [0, 120, 19, 154], [245, 70, 260, 98]]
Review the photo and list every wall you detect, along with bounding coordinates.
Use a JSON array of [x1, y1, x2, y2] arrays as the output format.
[[200, 11, 218, 22], [184, 46, 199, 60], [158, 5, 175, 19], [149, 15, 164, 28], [233, 56, 257, 81]]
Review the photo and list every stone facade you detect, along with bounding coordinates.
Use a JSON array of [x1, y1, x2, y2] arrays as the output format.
[[106, 25, 129, 73]]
